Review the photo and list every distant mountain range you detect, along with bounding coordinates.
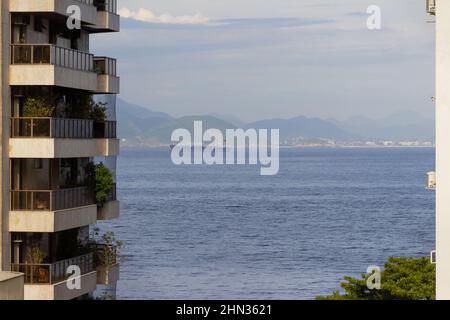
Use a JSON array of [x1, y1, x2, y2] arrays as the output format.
[[116, 98, 435, 146]]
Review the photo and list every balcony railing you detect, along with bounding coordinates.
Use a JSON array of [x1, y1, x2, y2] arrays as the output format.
[[94, 120, 117, 138], [10, 186, 95, 211], [11, 253, 94, 284], [94, 57, 117, 76], [94, 0, 117, 13], [106, 183, 117, 202], [78, 0, 95, 6], [11, 118, 94, 139], [11, 118, 117, 139], [11, 44, 94, 72]]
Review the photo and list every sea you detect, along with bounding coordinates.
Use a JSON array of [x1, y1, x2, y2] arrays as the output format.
[[101, 147, 435, 300]]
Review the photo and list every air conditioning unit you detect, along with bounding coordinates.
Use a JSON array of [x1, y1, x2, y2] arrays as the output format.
[[12, 14, 30, 25], [427, 0, 436, 15], [431, 250, 436, 264]]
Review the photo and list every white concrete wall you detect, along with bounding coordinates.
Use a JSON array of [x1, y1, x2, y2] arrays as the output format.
[[97, 200, 120, 221], [97, 74, 120, 94], [0, 272, 24, 300], [9, 205, 98, 233], [24, 271, 97, 300], [436, 0, 450, 300], [0, 0, 11, 272], [10, 0, 97, 25], [94, 11, 120, 32], [9, 138, 120, 158], [10, 65, 98, 91]]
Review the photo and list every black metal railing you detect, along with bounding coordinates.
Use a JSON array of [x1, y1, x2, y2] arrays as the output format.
[[10, 186, 95, 211], [11, 44, 94, 72], [94, 121, 117, 138], [106, 183, 117, 202], [94, 57, 117, 76], [11, 118, 117, 139], [11, 118, 94, 138], [11, 253, 94, 285]]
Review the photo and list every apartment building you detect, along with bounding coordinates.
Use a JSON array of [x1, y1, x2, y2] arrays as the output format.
[[0, 0, 120, 300], [428, 0, 450, 300]]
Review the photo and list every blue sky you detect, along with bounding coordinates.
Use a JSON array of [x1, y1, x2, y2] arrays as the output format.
[[91, 0, 435, 122]]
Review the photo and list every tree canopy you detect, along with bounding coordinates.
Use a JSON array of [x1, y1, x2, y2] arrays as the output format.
[[316, 257, 435, 300]]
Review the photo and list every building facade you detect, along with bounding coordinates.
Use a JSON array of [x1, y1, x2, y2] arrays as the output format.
[[0, 0, 120, 300], [427, 0, 450, 300]]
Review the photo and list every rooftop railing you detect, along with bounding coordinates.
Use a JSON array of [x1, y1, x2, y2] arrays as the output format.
[[11, 118, 117, 139], [11, 253, 94, 285], [10, 186, 95, 211], [11, 44, 94, 72]]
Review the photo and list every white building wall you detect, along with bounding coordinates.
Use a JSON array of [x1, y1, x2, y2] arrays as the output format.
[[436, 0, 450, 300]]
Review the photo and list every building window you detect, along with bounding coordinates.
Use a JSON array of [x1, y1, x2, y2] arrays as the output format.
[[34, 17, 45, 33], [33, 159, 43, 170]]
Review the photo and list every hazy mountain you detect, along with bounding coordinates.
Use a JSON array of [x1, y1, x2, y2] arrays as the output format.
[[117, 98, 174, 142], [246, 116, 359, 141], [117, 99, 235, 144], [332, 111, 435, 141], [207, 113, 246, 127], [117, 99, 435, 145]]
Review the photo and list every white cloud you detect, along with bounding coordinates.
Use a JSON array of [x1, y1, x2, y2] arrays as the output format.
[[119, 8, 210, 25]]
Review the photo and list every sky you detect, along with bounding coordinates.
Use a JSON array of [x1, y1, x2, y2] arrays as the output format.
[[91, 0, 435, 122]]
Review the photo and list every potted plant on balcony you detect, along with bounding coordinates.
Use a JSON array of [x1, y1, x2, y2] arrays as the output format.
[[23, 96, 55, 137], [89, 227, 123, 286], [25, 245, 48, 284], [86, 162, 114, 207], [23, 96, 55, 117], [91, 228, 123, 267]]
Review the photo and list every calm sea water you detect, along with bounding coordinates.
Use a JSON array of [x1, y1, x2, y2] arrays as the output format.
[[102, 147, 435, 300]]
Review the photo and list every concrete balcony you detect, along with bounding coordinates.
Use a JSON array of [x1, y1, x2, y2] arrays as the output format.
[[9, 138, 119, 158], [24, 272, 97, 300], [9, 117, 119, 158], [10, 45, 97, 91], [91, 10, 120, 33], [95, 57, 120, 94], [95, 244, 120, 285], [9, 187, 97, 232], [9, 206, 97, 233], [97, 74, 120, 94], [96, 263, 120, 285], [9, 0, 98, 26], [97, 184, 119, 220], [87, 0, 120, 33], [98, 200, 120, 220], [0, 272, 24, 300], [12, 253, 97, 300]]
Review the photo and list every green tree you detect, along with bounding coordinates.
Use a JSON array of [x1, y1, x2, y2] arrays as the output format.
[[317, 257, 435, 300], [94, 163, 114, 207]]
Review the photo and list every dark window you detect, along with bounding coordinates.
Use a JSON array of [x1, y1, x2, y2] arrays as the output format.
[[34, 17, 45, 33]]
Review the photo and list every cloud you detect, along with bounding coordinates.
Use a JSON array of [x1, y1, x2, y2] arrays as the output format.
[[118, 8, 210, 25]]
